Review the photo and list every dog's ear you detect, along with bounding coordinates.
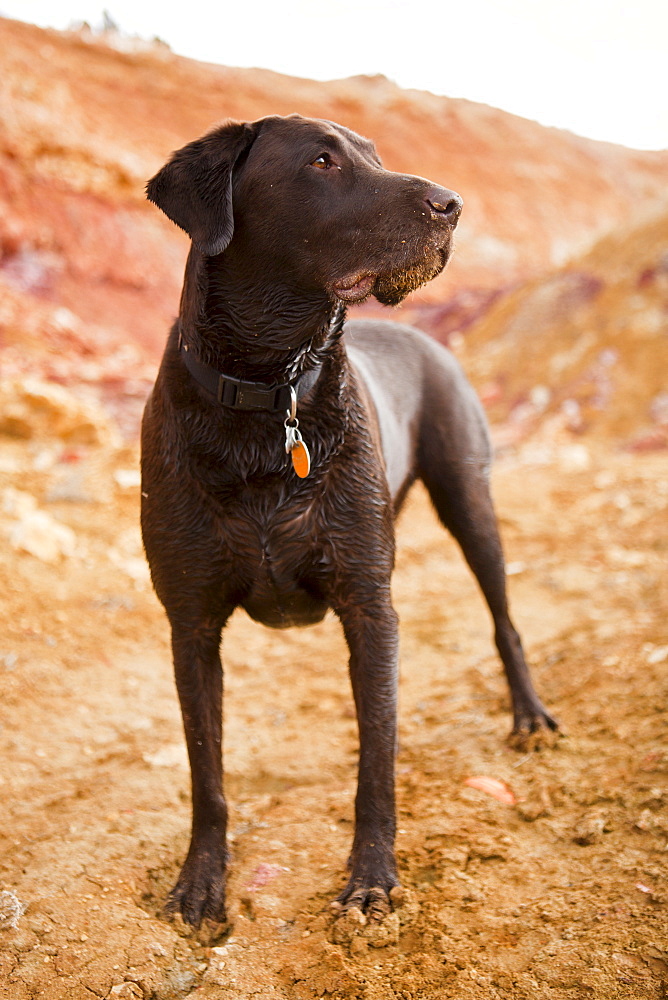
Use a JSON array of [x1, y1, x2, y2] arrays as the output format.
[[146, 121, 259, 256]]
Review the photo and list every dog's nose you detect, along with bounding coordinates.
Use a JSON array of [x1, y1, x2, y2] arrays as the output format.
[[425, 189, 463, 226]]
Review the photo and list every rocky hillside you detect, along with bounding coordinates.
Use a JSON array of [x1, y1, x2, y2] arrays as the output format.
[[2, 18, 668, 359], [458, 206, 668, 452], [1, 15, 667, 448]]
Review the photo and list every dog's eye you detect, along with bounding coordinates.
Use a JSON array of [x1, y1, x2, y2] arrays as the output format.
[[310, 154, 331, 169]]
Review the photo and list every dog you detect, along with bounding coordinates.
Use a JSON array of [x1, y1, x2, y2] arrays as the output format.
[[141, 113, 557, 928]]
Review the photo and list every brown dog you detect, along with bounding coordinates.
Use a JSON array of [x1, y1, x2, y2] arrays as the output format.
[[141, 114, 556, 927]]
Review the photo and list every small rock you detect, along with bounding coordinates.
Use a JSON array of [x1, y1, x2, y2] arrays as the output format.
[[107, 984, 144, 999], [9, 508, 77, 563], [142, 744, 188, 769], [0, 890, 26, 930], [506, 560, 526, 576], [573, 811, 608, 845], [558, 443, 591, 471], [517, 799, 548, 822], [114, 468, 141, 490]]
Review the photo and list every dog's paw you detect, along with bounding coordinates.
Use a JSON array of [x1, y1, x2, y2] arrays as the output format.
[[329, 885, 418, 950], [509, 705, 560, 750], [165, 852, 228, 928], [333, 855, 399, 923], [333, 883, 393, 922]]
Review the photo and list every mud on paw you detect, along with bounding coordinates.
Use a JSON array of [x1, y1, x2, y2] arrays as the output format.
[[328, 886, 419, 951]]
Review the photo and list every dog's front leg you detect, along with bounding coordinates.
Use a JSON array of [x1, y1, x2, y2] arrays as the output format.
[[336, 601, 400, 919], [166, 620, 228, 928]]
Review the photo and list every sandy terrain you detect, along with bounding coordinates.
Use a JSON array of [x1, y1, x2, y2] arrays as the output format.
[[0, 410, 666, 999], [0, 18, 666, 1000]]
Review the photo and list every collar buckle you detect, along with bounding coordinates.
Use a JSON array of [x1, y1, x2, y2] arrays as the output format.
[[217, 376, 283, 410], [177, 304, 345, 412]]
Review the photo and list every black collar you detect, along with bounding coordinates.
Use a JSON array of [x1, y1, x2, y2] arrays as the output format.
[[177, 306, 345, 413]]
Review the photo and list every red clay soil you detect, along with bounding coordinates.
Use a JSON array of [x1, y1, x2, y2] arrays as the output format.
[[2, 14, 668, 372]]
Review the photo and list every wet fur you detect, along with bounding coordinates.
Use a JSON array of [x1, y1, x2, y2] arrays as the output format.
[[141, 114, 557, 927]]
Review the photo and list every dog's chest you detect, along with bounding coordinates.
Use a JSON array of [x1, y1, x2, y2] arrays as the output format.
[[220, 495, 330, 630]]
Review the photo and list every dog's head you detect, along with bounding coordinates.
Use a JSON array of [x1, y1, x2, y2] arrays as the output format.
[[147, 114, 462, 306]]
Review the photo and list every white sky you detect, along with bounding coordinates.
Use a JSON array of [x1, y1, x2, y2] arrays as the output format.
[[2, 0, 667, 150]]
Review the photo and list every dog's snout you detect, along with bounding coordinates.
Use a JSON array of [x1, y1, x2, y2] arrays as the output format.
[[425, 189, 463, 225]]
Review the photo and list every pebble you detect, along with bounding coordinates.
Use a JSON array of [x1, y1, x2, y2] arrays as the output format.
[[9, 508, 77, 563]]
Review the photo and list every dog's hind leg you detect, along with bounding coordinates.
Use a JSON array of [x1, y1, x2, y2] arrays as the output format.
[[417, 404, 558, 740]]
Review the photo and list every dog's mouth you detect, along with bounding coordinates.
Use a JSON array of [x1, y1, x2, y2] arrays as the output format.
[[332, 243, 452, 306], [332, 273, 376, 303], [373, 246, 451, 306]]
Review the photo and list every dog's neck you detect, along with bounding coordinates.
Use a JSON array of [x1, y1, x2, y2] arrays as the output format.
[[178, 249, 343, 383]]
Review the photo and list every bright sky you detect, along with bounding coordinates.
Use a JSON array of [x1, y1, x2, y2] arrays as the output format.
[[2, 0, 667, 150]]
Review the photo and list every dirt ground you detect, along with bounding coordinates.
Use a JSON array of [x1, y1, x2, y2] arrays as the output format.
[[0, 414, 666, 998]]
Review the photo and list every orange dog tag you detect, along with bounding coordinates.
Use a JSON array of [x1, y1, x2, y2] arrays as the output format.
[[290, 438, 311, 478], [284, 402, 311, 478]]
